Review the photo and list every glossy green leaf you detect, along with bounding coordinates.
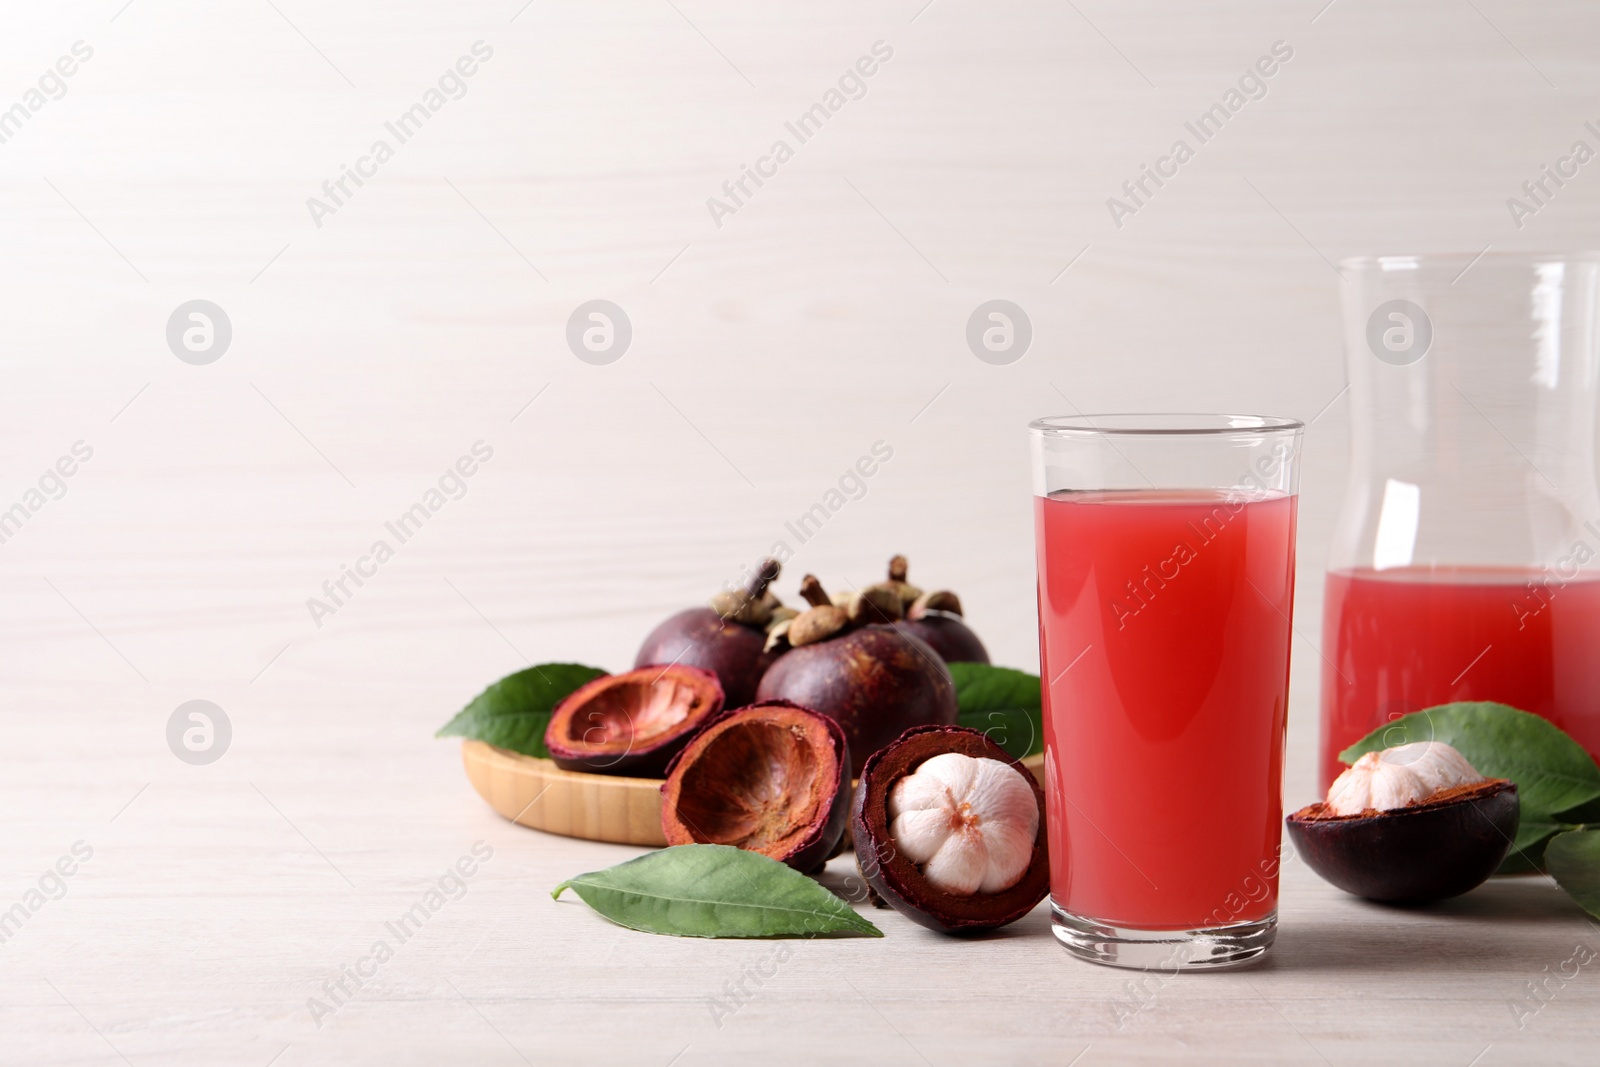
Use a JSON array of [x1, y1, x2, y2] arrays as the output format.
[[949, 662, 1043, 759], [553, 844, 882, 938], [436, 663, 607, 758], [1555, 796, 1600, 823], [1339, 702, 1600, 824], [1495, 818, 1565, 875], [1546, 830, 1600, 921]]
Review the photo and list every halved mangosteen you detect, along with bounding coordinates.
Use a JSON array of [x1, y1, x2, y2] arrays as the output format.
[[853, 724, 1049, 934], [544, 664, 723, 777], [660, 701, 850, 874], [1286, 742, 1519, 903]]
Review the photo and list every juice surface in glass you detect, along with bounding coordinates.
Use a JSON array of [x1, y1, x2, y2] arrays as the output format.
[[1319, 566, 1600, 790], [1036, 489, 1296, 930]]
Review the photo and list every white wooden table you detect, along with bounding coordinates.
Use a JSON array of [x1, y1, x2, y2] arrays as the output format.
[[4, 1, 1599, 1063]]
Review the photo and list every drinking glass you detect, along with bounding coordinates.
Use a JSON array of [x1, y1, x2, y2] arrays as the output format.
[[1030, 414, 1303, 969]]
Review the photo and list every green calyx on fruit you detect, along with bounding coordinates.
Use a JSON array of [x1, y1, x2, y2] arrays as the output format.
[[783, 575, 849, 649], [908, 589, 962, 618], [708, 558, 783, 626], [883, 558, 990, 665], [879, 558, 961, 620], [848, 584, 904, 625], [762, 604, 801, 653], [764, 617, 793, 653], [826, 583, 905, 625], [784, 574, 915, 649], [798, 573, 831, 608], [877, 555, 923, 608], [789, 605, 849, 648]]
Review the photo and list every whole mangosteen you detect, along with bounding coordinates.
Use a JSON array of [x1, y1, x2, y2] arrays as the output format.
[[634, 558, 790, 708], [755, 575, 958, 776]]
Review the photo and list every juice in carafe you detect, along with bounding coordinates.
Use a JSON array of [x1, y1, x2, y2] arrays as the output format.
[[1320, 565, 1600, 790]]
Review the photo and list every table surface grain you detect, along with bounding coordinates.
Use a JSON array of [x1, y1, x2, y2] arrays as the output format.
[[4, 1, 1600, 1064]]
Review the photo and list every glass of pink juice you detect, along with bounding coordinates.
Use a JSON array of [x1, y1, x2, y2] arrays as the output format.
[[1030, 414, 1302, 969]]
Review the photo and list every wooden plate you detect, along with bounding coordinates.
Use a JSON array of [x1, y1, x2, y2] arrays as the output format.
[[461, 740, 1047, 848]]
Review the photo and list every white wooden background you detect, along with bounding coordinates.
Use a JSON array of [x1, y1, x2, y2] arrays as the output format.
[[3, 1, 1599, 1064]]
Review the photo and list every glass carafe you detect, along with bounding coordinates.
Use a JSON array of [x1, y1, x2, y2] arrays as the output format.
[[1321, 253, 1600, 790]]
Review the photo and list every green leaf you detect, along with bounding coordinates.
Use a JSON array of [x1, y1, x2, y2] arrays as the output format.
[[1339, 702, 1600, 825], [957, 709, 1040, 761], [1495, 818, 1566, 875], [1545, 830, 1600, 921], [949, 662, 1043, 759], [436, 663, 607, 758], [949, 661, 1041, 713], [1555, 796, 1600, 823], [553, 844, 883, 938]]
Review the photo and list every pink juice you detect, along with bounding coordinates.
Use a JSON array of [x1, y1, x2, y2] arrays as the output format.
[[1320, 566, 1600, 790], [1036, 490, 1296, 929]]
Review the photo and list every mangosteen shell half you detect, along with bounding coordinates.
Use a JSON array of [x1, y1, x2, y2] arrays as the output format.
[[853, 724, 1050, 934], [635, 607, 778, 709], [660, 700, 850, 873], [755, 625, 958, 777], [544, 664, 724, 777], [1285, 779, 1519, 903], [892, 613, 990, 665]]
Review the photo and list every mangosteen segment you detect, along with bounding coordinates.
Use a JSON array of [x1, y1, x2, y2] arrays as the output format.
[[853, 725, 1049, 934], [660, 701, 850, 873], [888, 752, 1039, 895], [1286, 778, 1519, 902], [544, 665, 723, 777], [1327, 742, 1487, 814]]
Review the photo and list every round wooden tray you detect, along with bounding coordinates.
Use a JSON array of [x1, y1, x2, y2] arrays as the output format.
[[461, 740, 1047, 847]]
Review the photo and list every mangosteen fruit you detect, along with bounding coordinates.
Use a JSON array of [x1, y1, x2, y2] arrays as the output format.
[[544, 664, 723, 777], [895, 588, 990, 665], [853, 725, 1049, 934], [755, 575, 958, 776], [1286, 741, 1519, 903], [660, 701, 850, 873], [868, 556, 990, 665], [634, 559, 790, 708]]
